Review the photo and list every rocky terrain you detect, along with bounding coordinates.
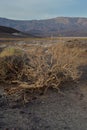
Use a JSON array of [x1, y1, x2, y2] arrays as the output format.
[[0, 37, 87, 129]]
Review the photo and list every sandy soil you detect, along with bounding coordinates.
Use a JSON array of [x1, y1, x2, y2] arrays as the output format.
[[0, 80, 87, 130]]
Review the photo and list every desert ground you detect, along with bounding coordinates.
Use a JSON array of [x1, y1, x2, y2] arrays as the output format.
[[0, 37, 87, 130]]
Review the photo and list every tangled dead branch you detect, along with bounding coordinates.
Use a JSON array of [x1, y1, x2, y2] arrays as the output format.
[[0, 44, 80, 103]]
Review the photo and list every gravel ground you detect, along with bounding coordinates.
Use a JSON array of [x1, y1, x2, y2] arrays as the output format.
[[0, 81, 87, 130]]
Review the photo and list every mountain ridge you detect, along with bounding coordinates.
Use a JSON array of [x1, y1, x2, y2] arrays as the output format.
[[0, 17, 87, 37]]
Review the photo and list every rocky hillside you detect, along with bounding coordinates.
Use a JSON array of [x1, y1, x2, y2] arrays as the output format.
[[0, 26, 20, 34], [0, 26, 34, 37], [1, 17, 87, 37]]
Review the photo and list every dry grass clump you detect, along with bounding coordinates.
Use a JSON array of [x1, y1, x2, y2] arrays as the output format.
[[0, 47, 23, 57], [0, 43, 80, 103], [0, 47, 27, 83]]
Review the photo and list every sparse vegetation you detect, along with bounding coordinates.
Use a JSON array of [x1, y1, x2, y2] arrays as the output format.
[[0, 39, 83, 104]]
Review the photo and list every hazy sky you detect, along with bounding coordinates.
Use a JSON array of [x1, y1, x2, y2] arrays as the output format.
[[0, 0, 87, 20]]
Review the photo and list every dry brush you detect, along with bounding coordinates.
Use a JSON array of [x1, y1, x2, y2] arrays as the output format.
[[0, 42, 81, 103]]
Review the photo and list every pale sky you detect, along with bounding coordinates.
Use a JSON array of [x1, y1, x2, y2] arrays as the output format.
[[0, 0, 87, 20]]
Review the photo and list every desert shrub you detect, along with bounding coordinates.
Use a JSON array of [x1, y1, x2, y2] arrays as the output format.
[[48, 43, 80, 80], [0, 47, 23, 57], [0, 43, 80, 103], [0, 47, 27, 82]]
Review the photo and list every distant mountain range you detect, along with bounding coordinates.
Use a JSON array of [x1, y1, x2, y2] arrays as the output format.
[[1, 17, 87, 37]]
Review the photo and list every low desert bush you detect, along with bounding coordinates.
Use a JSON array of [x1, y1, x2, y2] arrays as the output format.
[[0, 47, 27, 82], [0, 43, 80, 103]]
